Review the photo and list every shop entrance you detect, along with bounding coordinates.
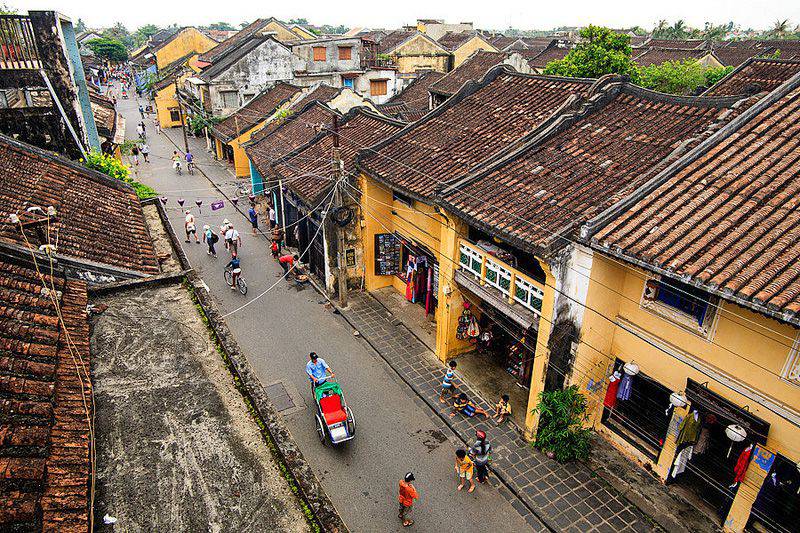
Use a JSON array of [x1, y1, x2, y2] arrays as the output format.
[[451, 289, 539, 429], [748, 453, 800, 533], [670, 379, 770, 524], [397, 235, 437, 316]]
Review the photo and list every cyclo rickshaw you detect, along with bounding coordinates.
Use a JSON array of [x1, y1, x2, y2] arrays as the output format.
[[313, 381, 355, 445]]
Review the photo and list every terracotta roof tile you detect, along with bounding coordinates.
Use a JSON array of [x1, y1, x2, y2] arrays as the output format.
[[591, 75, 800, 323], [633, 47, 708, 67], [275, 110, 405, 203], [705, 58, 800, 96], [377, 30, 415, 54], [526, 45, 571, 69], [711, 45, 769, 67], [213, 82, 302, 142], [430, 50, 508, 97], [439, 83, 746, 256], [198, 19, 270, 64], [357, 69, 593, 199], [0, 136, 160, 275], [245, 102, 339, 176], [437, 31, 478, 51], [645, 38, 706, 50], [379, 71, 444, 121], [0, 261, 91, 532]]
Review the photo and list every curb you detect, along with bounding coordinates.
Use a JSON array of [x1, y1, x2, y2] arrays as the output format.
[[152, 199, 349, 533]]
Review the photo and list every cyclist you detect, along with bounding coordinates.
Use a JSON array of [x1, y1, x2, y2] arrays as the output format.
[[185, 150, 194, 173], [171, 151, 182, 174], [226, 252, 242, 290]]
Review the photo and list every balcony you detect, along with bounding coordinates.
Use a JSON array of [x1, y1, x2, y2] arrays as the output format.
[[458, 239, 545, 317], [0, 15, 41, 70]]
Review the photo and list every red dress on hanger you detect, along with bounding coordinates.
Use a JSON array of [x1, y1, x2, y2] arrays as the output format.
[[604, 379, 621, 408], [734, 446, 753, 483]]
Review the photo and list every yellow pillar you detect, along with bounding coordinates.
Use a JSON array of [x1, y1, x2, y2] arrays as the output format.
[[435, 212, 471, 362], [523, 265, 557, 440], [508, 272, 516, 305], [215, 138, 224, 160], [724, 445, 773, 532]]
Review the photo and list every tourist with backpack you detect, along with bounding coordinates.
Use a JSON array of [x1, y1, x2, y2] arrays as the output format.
[[203, 224, 219, 257]]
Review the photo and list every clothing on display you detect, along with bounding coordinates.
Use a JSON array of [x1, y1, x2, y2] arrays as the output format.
[[693, 414, 716, 455], [733, 444, 753, 484], [616, 373, 633, 401], [672, 445, 694, 477], [604, 372, 622, 409], [676, 411, 702, 447]]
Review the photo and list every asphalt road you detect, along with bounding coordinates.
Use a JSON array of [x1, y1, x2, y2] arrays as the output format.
[[119, 90, 539, 532]]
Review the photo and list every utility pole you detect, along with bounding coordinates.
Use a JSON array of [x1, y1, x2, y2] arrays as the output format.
[[174, 79, 190, 154], [331, 115, 348, 308]]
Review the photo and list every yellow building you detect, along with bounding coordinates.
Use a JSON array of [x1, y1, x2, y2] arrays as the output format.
[[152, 54, 203, 129], [378, 30, 452, 75], [211, 82, 303, 177], [437, 32, 498, 67], [152, 27, 217, 70], [290, 24, 318, 41]]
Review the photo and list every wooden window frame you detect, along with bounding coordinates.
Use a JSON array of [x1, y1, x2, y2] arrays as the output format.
[[313, 46, 327, 62], [338, 46, 352, 61], [370, 79, 388, 96]]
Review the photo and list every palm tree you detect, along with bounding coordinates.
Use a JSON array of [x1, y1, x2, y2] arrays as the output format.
[[653, 20, 669, 38], [670, 20, 688, 38], [771, 19, 790, 38]]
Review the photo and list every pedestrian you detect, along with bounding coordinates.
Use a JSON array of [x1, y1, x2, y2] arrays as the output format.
[[136, 123, 144, 139], [278, 253, 298, 277], [470, 430, 492, 484], [398, 472, 418, 527], [225, 225, 241, 255], [140, 121, 147, 137], [271, 240, 279, 258], [439, 360, 459, 403], [184, 210, 199, 243], [494, 394, 511, 425], [248, 204, 258, 235], [203, 224, 218, 257], [130, 144, 139, 166], [271, 226, 284, 254], [268, 205, 276, 228], [455, 449, 475, 493], [154, 117, 161, 135], [450, 392, 489, 419], [138, 104, 145, 119], [140, 142, 150, 163]]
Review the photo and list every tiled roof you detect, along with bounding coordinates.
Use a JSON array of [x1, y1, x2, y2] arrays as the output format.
[[245, 102, 339, 176], [377, 30, 416, 54], [357, 68, 593, 200], [213, 82, 301, 142], [275, 109, 405, 203], [430, 50, 508, 97], [633, 47, 708, 67], [711, 45, 769, 67], [0, 135, 159, 275], [151, 52, 196, 93], [487, 35, 519, 51], [645, 38, 706, 50], [438, 82, 747, 256], [437, 31, 479, 51], [589, 74, 800, 324], [90, 93, 116, 139], [197, 36, 275, 83], [630, 35, 650, 47], [762, 40, 800, 60], [379, 71, 444, 121], [0, 258, 92, 532], [526, 45, 571, 69], [198, 19, 268, 64], [705, 57, 800, 96]]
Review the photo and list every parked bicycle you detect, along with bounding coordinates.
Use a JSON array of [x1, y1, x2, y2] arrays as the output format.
[[224, 264, 247, 295]]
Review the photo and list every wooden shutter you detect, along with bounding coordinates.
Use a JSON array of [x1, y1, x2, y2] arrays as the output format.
[[370, 79, 388, 96], [338, 46, 352, 60], [313, 46, 326, 61]]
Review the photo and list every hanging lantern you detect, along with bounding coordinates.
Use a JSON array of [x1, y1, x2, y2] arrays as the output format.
[[725, 424, 747, 457], [623, 362, 640, 376], [670, 392, 687, 408], [177, 198, 185, 207], [160, 196, 168, 205], [248, 194, 256, 202], [231, 196, 239, 206], [195, 199, 203, 213]]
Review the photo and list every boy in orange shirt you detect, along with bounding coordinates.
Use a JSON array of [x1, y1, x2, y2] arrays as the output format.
[[398, 472, 419, 527], [455, 449, 475, 493]]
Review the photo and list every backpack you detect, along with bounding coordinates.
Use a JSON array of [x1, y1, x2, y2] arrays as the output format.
[[211, 232, 219, 243]]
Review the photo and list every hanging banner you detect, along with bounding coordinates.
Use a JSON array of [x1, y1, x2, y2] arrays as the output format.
[[211, 200, 225, 211]]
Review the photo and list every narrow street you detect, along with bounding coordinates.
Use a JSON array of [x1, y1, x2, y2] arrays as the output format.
[[119, 94, 545, 531]]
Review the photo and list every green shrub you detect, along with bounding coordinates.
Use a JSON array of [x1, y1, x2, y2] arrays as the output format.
[[81, 150, 158, 200], [533, 385, 593, 462]]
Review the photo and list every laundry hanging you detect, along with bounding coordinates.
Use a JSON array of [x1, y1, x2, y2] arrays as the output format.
[[604, 372, 622, 408], [676, 411, 702, 447], [616, 373, 633, 401], [672, 445, 694, 477]]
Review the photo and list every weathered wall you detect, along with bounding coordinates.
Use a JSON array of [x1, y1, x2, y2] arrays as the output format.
[[354, 69, 399, 104], [155, 28, 217, 69], [452, 36, 497, 67], [392, 34, 451, 73], [292, 38, 362, 75], [0, 107, 73, 154]]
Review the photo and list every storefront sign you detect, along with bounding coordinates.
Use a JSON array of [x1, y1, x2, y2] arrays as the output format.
[[346, 248, 356, 268], [374, 233, 400, 276]]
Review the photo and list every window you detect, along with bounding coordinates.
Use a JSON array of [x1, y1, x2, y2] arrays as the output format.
[[342, 77, 354, 89], [169, 109, 180, 122], [221, 91, 238, 109], [338, 46, 352, 60], [313, 46, 327, 62], [641, 277, 717, 335], [780, 334, 800, 385], [370, 79, 388, 96]]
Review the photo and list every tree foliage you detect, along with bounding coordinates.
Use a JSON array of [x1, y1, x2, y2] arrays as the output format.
[[133, 24, 160, 47], [86, 38, 129, 62], [543, 26, 639, 82], [102, 22, 133, 49], [205, 21, 234, 31], [639, 59, 709, 95], [533, 386, 593, 463], [82, 150, 158, 200]]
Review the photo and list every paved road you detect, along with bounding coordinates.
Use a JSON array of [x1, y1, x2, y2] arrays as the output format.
[[119, 92, 543, 532]]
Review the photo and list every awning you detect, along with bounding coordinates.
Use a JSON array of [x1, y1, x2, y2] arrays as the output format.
[[455, 270, 538, 332], [185, 77, 206, 85]]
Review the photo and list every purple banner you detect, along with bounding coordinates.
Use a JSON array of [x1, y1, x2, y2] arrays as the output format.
[[211, 200, 224, 211]]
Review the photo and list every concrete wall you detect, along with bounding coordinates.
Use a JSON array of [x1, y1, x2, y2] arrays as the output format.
[[391, 34, 451, 74], [354, 69, 399, 104], [291, 38, 363, 76], [207, 39, 299, 116], [155, 28, 217, 70], [452, 36, 498, 67]]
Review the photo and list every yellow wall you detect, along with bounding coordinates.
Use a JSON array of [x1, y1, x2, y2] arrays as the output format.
[[391, 34, 451, 73], [266, 20, 301, 44], [155, 28, 217, 69], [155, 84, 183, 129], [453, 36, 498, 67], [573, 252, 800, 529], [291, 25, 317, 41]]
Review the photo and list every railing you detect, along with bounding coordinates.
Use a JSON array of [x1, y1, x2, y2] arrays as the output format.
[[0, 15, 41, 69], [458, 239, 545, 316]]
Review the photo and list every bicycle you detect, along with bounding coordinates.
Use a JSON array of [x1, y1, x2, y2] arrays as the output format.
[[187, 161, 195, 175], [173, 160, 182, 176], [224, 265, 247, 295]]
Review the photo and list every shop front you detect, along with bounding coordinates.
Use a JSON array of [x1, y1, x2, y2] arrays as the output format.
[[373, 231, 439, 317]]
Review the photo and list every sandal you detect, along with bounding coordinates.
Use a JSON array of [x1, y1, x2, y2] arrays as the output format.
[[403, 520, 414, 527]]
